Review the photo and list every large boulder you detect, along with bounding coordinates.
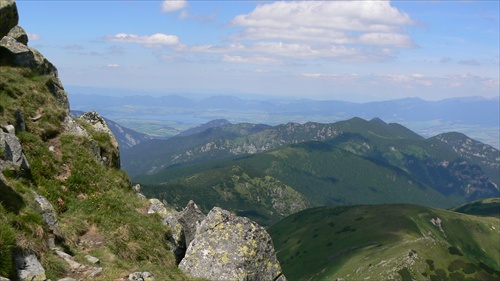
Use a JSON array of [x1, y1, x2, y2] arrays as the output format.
[[0, 130, 30, 172], [80, 111, 120, 168], [7, 25, 27, 45], [168, 200, 205, 264], [179, 207, 286, 281], [0, 0, 18, 38], [14, 252, 46, 281], [176, 200, 205, 252]]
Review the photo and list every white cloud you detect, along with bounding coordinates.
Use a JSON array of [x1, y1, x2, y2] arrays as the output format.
[[222, 54, 283, 65], [105, 33, 180, 48], [106, 64, 120, 68], [27, 32, 41, 40], [161, 0, 187, 13], [230, 1, 415, 47]]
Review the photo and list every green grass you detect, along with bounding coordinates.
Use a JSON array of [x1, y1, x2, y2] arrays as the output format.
[[142, 165, 309, 226], [452, 198, 500, 217], [0, 64, 192, 280], [268, 204, 500, 281], [0, 66, 66, 140], [140, 140, 460, 227]]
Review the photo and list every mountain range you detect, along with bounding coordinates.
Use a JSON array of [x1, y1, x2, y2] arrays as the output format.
[[127, 118, 499, 226], [68, 92, 500, 148]]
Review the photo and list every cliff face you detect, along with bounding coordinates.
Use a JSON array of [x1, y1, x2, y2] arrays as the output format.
[[0, 1, 285, 280]]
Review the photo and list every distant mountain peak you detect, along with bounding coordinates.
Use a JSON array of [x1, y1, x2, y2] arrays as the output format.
[[370, 117, 387, 125]]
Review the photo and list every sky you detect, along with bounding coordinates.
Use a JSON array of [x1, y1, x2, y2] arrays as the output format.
[[15, 0, 500, 102]]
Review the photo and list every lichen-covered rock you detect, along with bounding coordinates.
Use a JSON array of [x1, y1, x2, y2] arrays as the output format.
[[147, 198, 168, 215], [33, 192, 59, 232], [7, 25, 27, 45], [0, 0, 18, 38], [127, 271, 156, 281], [177, 200, 205, 250], [165, 200, 206, 264], [0, 130, 30, 171], [179, 207, 286, 281], [80, 111, 120, 168], [14, 252, 46, 281]]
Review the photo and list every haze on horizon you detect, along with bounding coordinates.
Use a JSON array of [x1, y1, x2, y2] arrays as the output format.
[[16, 0, 499, 102]]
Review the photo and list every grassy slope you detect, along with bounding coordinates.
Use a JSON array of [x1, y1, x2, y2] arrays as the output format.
[[452, 198, 500, 218], [141, 164, 310, 226], [140, 139, 458, 226], [269, 204, 500, 281], [0, 66, 190, 280]]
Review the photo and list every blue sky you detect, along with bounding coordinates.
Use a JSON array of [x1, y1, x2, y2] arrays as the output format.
[[16, 0, 499, 101]]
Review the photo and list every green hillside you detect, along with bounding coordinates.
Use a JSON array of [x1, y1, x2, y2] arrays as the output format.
[[122, 122, 270, 176], [124, 117, 427, 178], [139, 120, 499, 226], [140, 140, 459, 226], [268, 204, 500, 281], [0, 65, 188, 279], [452, 198, 500, 217]]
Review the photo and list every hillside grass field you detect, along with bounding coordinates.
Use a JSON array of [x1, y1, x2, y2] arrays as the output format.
[[268, 204, 500, 281], [0, 66, 192, 280]]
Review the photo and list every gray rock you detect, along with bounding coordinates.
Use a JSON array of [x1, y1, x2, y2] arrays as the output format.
[[0, 130, 30, 171], [7, 25, 27, 45], [0, 0, 18, 38], [2, 124, 15, 134], [0, 276, 10, 281], [14, 252, 46, 281], [33, 192, 59, 232], [84, 254, 99, 264], [127, 272, 156, 281], [177, 200, 205, 253], [136, 193, 147, 200], [179, 207, 286, 281], [57, 278, 77, 281], [62, 116, 89, 137], [132, 183, 141, 193], [80, 111, 120, 168], [147, 198, 167, 215]]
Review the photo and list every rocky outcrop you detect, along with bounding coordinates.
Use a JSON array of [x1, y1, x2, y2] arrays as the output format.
[[80, 111, 120, 168], [33, 192, 59, 232], [14, 252, 46, 281], [176, 200, 205, 251], [167, 200, 206, 264], [179, 207, 286, 281], [0, 0, 18, 38], [54, 249, 102, 278], [7, 25, 27, 45], [146, 199, 206, 264], [62, 116, 89, 137], [0, 2, 69, 113], [0, 130, 30, 173], [147, 198, 168, 215]]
